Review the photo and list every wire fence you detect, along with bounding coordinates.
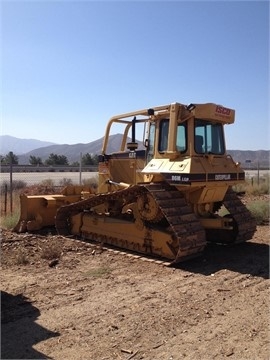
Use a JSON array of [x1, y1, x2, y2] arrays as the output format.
[[1, 165, 269, 215], [0, 165, 98, 185], [0, 165, 98, 215]]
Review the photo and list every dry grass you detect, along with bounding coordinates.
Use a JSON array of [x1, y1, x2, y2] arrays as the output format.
[[0, 176, 268, 230], [0, 189, 21, 229], [234, 175, 269, 195], [83, 267, 112, 278], [14, 250, 29, 265], [40, 241, 62, 260], [246, 201, 269, 225], [82, 175, 99, 190]]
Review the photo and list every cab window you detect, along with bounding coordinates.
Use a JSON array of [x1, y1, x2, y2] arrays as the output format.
[[159, 119, 187, 153], [195, 119, 225, 154], [146, 122, 155, 163], [176, 123, 187, 153], [158, 119, 169, 152]]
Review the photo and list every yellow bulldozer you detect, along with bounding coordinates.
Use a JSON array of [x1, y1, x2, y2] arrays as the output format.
[[14, 102, 256, 263]]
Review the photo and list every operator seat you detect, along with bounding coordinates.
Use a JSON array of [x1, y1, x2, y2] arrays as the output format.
[[195, 135, 204, 154]]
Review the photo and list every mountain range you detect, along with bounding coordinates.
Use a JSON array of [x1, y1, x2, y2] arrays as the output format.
[[0, 135, 56, 155], [0, 135, 269, 167]]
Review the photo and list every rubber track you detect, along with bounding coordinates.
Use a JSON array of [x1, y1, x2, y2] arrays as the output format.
[[55, 183, 207, 263], [223, 187, 257, 243]]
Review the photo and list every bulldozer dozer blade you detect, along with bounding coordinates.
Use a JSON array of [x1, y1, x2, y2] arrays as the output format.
[[14, 186, 95, 233]]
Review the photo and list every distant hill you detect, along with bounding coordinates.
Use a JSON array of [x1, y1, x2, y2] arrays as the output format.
[[228, 150, 269, 167], [2, 134, 269, 167], [0, 135, 56, 155], [17, 134, 144, 164], [228, 150, 269, 169]]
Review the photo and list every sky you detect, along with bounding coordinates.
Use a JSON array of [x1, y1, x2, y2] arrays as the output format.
[[1, 0, 269, 150]]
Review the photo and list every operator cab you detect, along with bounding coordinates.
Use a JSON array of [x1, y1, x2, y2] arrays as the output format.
[[145, 112, 226, 163]]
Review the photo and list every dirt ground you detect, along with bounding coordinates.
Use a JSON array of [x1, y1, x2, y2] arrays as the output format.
[[1, 206, 269, 359]]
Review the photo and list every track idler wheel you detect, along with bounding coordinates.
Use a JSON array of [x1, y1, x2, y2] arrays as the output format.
[[137, 193, 163, 222]]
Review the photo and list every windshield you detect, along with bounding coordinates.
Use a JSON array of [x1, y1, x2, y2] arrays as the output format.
[[195, 119, 225, 155]]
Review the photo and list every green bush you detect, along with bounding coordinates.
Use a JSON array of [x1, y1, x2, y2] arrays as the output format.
[[0, 210, 20, 229], [247, 201, 269, 225]]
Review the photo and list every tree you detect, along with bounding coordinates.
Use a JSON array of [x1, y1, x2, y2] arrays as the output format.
[[81, 153, 99, 165], [71, 161, 79, 166], [29, 155, 43, 165], [2, 151, 19, 165], [92, 154, 99, 165], [44, 153, 69, 166], [81, 153, 94, 165]]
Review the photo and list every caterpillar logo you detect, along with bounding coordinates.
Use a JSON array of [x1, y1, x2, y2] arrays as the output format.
[[215, 174, 231, 180]]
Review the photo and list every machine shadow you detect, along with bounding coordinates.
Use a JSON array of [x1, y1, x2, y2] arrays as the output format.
[[1, 291, 59, 360], [176, 240, 269, 279]]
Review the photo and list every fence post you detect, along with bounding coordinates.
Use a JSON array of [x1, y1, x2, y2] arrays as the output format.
[[79, 152, 82, 185], [257, 161, 260, 186], [4, 183, 7, 213], [10, 162, 13, 213]]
